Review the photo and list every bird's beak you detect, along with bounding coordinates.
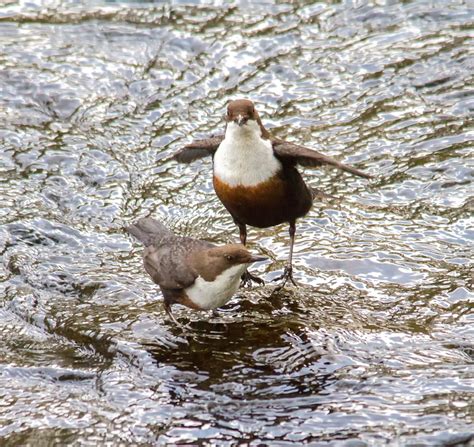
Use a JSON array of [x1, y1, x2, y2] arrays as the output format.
[[248, 254, 267, 263], [235, 115, 248, 127]]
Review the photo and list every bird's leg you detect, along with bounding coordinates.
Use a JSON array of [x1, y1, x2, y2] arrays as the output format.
[[238, 222, 247, 246], [164, 302, 182, 327], [272, 221, 298, 291], [241, 269, 264, 287], [237, 222, 265, 287]]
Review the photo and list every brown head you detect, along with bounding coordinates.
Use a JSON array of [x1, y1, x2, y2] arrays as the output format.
[[188, 243, 266, 282], [225, 99, 270, 138]]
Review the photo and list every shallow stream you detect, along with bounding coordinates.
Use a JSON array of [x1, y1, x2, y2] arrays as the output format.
[[0, 1, 473, 445]]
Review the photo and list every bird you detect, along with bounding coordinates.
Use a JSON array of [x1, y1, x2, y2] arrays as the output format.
[[126, 217, 266, 323], [173, 99, 371, 289]]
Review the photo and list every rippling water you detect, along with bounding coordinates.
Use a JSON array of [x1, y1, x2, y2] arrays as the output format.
[[1, 0, 473, 445]]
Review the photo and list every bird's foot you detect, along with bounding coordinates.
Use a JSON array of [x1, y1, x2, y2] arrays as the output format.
[[271, 265, 297, 294], [240, 269, 265, 288], [165, 304, 186, 328]]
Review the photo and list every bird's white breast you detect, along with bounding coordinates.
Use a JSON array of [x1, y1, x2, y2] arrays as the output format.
[[186, 264, 247, 310], [213, 121, 281, 187]]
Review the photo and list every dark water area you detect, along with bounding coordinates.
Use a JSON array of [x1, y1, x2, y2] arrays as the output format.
[[0, 0, 473, 445]]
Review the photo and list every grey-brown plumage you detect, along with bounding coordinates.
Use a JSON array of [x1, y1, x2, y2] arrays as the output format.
[[127, 217, 266, 323], [127, 218, 213, 289]]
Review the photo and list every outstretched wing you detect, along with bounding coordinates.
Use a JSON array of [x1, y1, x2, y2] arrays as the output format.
[[272, 140, 372, 179], [173, 135, 225, 163]]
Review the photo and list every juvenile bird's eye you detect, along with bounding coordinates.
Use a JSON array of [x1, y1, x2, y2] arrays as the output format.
[[225, 255, 233, 261]]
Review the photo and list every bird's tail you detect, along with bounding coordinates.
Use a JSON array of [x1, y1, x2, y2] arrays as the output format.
[[126, 217, 173, 247]]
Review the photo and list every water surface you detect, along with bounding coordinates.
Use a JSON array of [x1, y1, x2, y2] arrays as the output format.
[[0, 0, 473, 445]]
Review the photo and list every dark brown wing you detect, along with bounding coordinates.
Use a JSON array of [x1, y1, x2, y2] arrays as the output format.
[[273, 140, 372, 179], [173, 135, 224, 163]]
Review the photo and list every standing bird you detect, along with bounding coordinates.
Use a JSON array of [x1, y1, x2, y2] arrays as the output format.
[[127, 217, 266, 323], [174, 99, 371, 288]]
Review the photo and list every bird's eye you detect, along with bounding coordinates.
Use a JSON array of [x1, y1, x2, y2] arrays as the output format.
[[225, 255, 233, 261]]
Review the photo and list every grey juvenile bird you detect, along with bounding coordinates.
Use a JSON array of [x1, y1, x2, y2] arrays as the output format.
[[127, 217, 266, 323]]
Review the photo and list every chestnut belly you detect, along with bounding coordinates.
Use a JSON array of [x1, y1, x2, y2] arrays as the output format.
[[213, 174, 312, 228]]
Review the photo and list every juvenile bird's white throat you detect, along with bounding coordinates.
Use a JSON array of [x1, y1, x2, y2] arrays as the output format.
[[186, 263, 247, 310], [213, 121, 281, 187]]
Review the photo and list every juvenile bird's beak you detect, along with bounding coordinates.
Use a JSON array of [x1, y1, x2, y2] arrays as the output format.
[[248, 254, 267, 263]]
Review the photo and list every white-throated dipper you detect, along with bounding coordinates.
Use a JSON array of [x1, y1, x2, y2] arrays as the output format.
[[174, 99, 372, 289], [127, 217, 266, 323]]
